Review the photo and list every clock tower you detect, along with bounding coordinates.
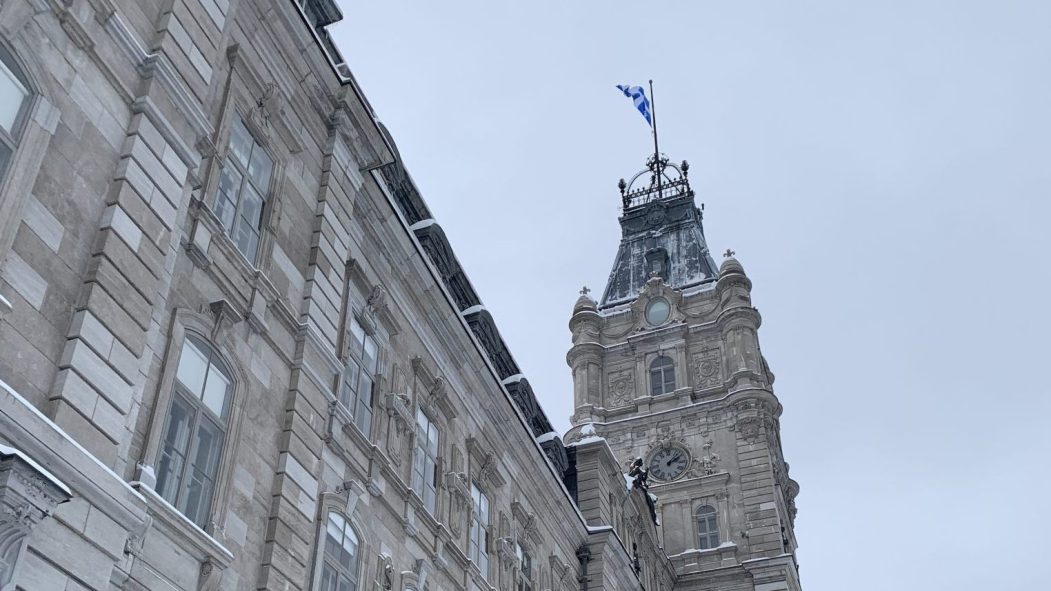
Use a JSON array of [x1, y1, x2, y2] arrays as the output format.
[[565, 156, 803, 590]]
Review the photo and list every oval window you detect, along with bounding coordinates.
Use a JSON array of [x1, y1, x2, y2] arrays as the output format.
[[645, 298, 670, 326]]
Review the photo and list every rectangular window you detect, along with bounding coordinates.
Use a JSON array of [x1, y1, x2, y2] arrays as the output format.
[[469, 482, 490, 576], [340, 316, 378, 437], [516, 543, 533, 591], [411, 408, 440, 514], [214, 117, 272, 263]]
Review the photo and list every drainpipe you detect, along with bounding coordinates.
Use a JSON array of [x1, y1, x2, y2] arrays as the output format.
[[577, 544, 592, 591]]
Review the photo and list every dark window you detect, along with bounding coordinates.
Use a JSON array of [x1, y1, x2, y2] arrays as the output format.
[[215, 117, 273, 262], [340, 316, 378, 436], [411, 408, 440, 514]]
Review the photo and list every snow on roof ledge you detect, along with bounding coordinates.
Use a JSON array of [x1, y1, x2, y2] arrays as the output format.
[[0, 443, 72, 496], [502, 373, 525, 385], [536, 431, 559, 444], [409, 218, 437, 231], [460, 304, 486, 316]]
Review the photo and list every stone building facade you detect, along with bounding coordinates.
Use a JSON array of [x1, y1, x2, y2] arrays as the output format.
[[0, 1, 801, 590]]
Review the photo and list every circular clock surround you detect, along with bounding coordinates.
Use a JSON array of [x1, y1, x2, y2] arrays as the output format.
[[645, 297, 671, 326], [647, 445, 690, 482]]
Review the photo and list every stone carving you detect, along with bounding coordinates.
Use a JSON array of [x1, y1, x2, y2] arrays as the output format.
[[444, 472, 470, 537], [688, 439, 721, 477], [384, 393, 413, 466], [198, 556, 223, 591], [0, 450, 71, 589], [606, 369, 635, 408], [693, 349, 722, 388]]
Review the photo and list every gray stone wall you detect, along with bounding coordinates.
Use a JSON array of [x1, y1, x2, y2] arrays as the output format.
[[0, 0, 664, 590]]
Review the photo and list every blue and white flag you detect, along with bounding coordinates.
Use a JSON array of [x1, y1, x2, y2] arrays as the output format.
[[616, 84, 653, 127]]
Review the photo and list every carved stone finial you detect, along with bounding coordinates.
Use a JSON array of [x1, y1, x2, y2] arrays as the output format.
[[723, 248, 736, 258], [579, 285, 590, 296]]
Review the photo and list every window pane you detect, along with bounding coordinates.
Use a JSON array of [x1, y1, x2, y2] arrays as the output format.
[[340, 526, 358, 568], [0, 58, 27, 134], [156, 393, 194, 503], [353, 403, 372, 437], [362, 337, 377, 373], [320, 566, 337, 591], [176, 339, 209, 396], [247, 145, 274, 192], [427, 424, 439, 455], [182, 418, 223, 526], [349, 318, 365, 352], [229, 119, 253, 167], [341, 361, 360, 407], [216, 164, 243, 227], [240, 183, 265, 229], [233, 219, 259, 262], [201, 363, 230, 418]]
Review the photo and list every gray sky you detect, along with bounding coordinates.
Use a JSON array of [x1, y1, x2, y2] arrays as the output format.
[[332, 2, 1051, 588]]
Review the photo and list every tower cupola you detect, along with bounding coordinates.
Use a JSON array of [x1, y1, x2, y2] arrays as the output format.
[[600, 155, 719, 307]]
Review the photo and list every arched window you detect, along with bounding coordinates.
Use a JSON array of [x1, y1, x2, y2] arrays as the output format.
[[318, 511, 360, 591], [155, 335, 232, 528], [696, 505, 719, 549], [649, 355, 676, 395], [215, 116, 274, 262], [0, 46, 31, 184]]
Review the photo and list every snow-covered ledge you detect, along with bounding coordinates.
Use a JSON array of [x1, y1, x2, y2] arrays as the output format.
[[0, 444, 73, 589]]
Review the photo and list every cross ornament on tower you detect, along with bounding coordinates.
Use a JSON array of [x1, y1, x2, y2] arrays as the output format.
[[580, 285, 590, 296], [723, 248, 735, 258]]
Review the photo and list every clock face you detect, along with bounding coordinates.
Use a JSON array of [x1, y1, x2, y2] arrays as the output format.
[[648, 446, 689, 481]]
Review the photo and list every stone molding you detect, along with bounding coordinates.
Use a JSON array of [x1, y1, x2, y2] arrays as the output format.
[[0, 445, 72, 590]]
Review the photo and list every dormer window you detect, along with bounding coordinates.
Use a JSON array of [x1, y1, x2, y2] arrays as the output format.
[[644, 248, 669, 281]]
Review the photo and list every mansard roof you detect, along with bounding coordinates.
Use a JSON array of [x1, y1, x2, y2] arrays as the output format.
[[600, 156, 719, 307], [376, 147, 563, 466]]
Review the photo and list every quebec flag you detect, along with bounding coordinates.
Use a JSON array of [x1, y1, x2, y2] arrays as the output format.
[[616, 84, 653, 127]]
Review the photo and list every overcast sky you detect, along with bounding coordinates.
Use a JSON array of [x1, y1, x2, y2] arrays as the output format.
[[332, 2, 1051, 588]]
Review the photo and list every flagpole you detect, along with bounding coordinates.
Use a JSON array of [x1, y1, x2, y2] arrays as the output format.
[[649, 79, 662, 198]]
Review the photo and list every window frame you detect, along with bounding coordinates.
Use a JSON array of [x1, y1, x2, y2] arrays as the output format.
[[696, 504, 720, 550], [649, 355, 676, 396], [339, 314, 379, 438], [410, 407, 440, 515], [0, 45, 30, 183], [138, 311, 249, 537], [468, 481, 491, 577], [213, 115, 275, 264], [515, 542, 534, 591], [154, 334, 233, 529], [316, 510, 362, 591]]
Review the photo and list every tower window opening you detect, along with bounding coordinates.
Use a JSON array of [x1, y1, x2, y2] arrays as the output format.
[[696, 505, 719, 549], [649, 355, 676, 396]]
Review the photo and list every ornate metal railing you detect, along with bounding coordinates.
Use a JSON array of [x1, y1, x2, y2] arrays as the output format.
[[619, 155, 694, 209]]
